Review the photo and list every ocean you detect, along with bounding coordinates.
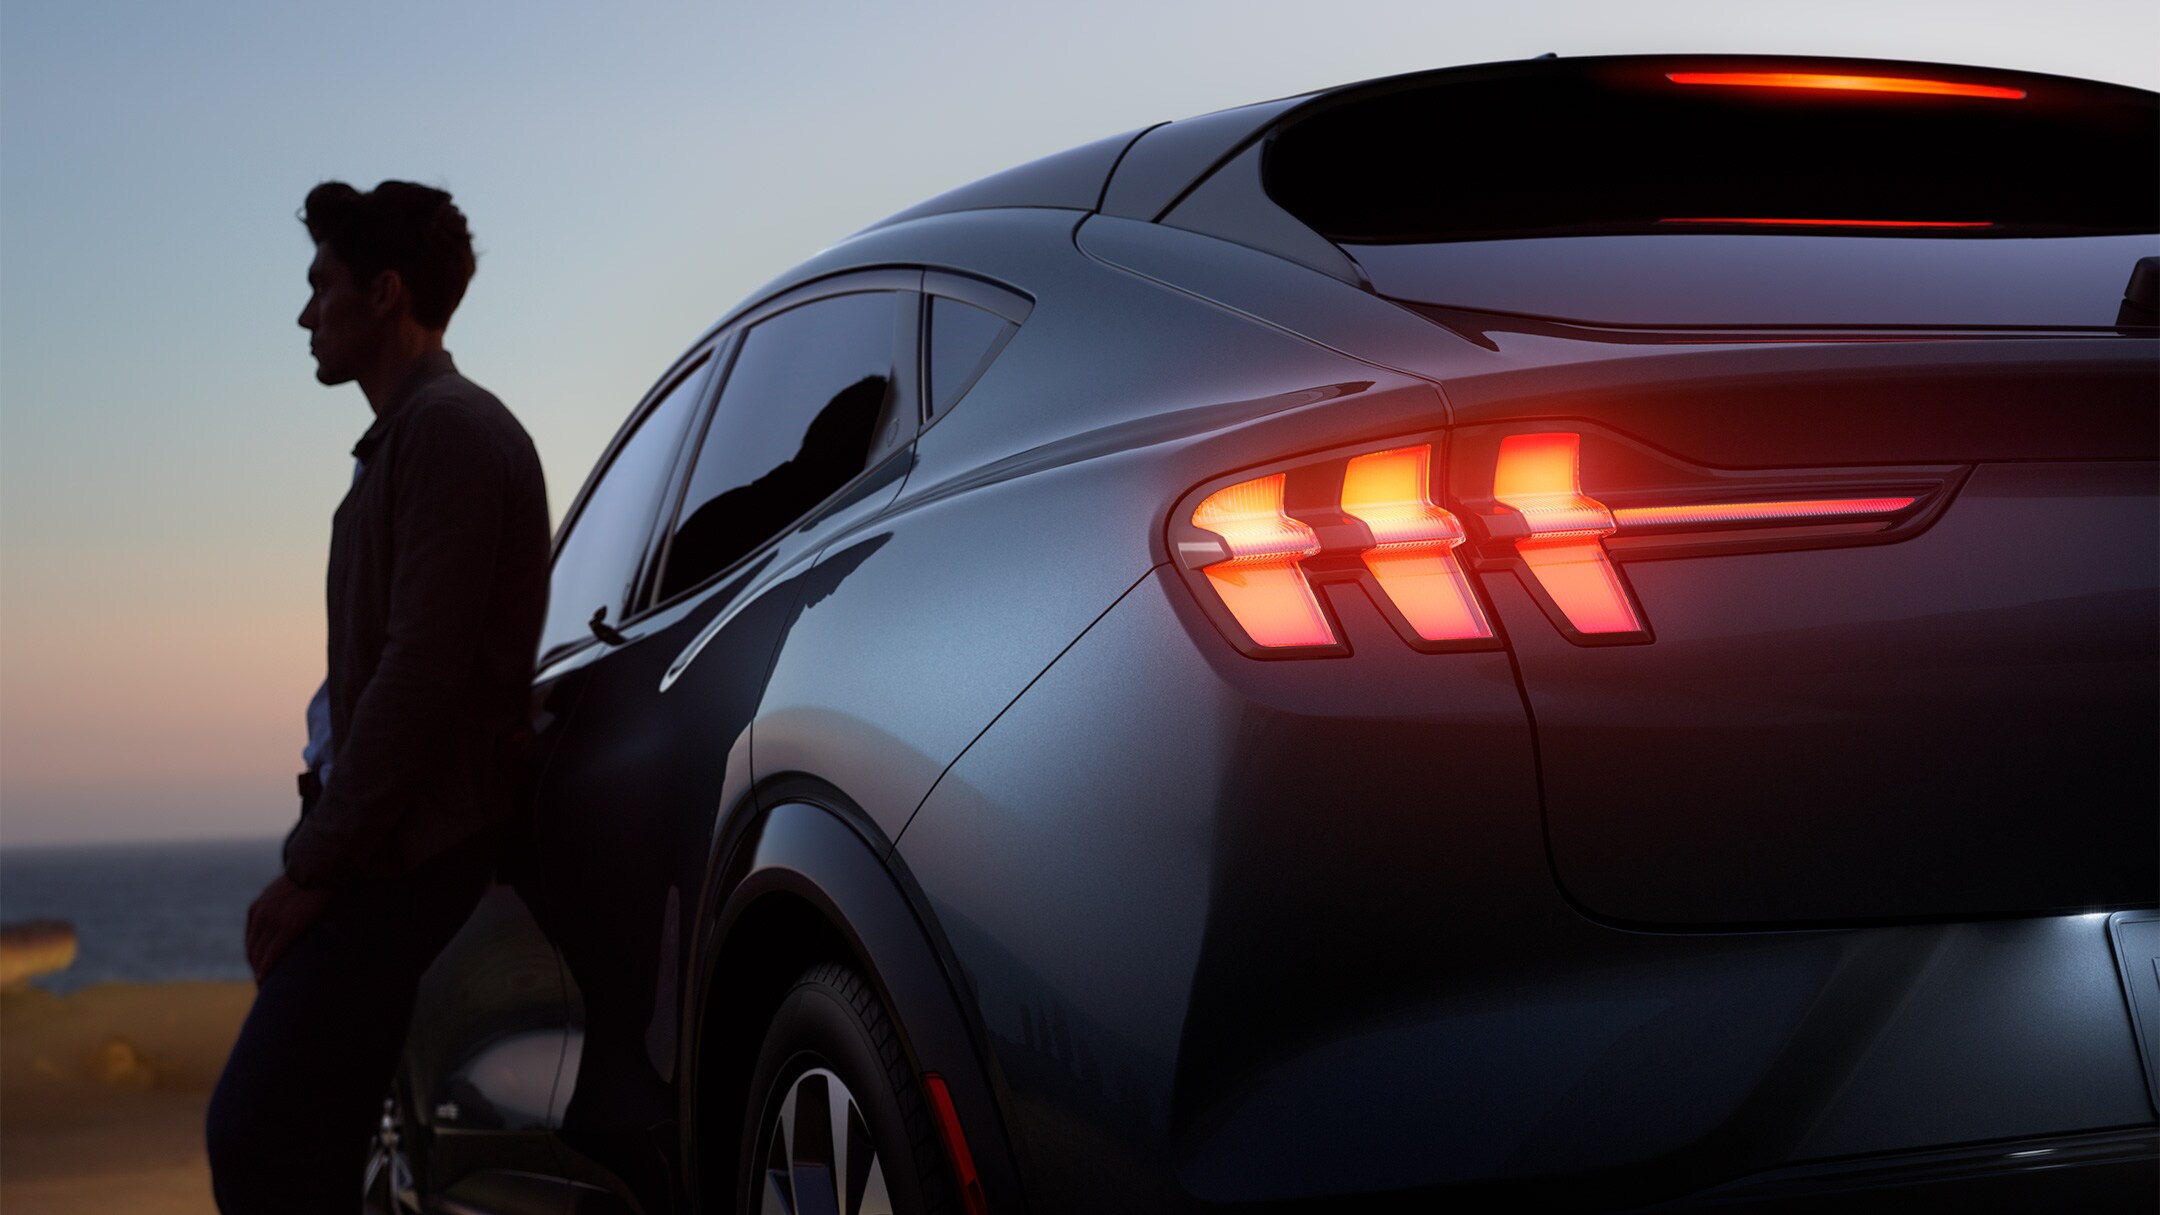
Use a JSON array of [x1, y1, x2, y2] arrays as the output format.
[[0, 837, 283, 993]]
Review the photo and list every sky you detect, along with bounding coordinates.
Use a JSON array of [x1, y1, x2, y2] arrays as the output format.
[[2, 0, 2155, 847]]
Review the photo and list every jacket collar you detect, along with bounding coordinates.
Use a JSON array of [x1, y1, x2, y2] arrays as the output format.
[[352, 350, 457, 462]]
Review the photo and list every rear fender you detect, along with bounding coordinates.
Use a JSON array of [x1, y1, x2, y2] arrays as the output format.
[[683, 788, 1023, 1212]]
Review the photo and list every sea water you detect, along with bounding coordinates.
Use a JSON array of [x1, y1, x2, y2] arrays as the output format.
[[0, 837, 282, 993]]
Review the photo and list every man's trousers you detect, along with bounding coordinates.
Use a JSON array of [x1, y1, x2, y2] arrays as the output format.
[[205, 833, 491, 1214]]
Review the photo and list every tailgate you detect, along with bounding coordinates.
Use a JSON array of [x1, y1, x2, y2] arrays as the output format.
[[1444, 339, 2158, 926]]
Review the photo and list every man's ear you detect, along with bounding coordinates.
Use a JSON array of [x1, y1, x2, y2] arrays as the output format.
[[369, 268, 408, 320]]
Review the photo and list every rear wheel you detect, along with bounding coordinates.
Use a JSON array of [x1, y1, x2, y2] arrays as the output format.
[[739, 962, 953, 1215], [361, 1085, 424, 1215]]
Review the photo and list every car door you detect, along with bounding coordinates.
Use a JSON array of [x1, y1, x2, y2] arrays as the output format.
[[532, 275, 922, 1207], [401, 343, 723, 1214]]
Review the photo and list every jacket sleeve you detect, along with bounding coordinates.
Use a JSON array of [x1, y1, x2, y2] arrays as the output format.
[[285, 404, 506, 888]]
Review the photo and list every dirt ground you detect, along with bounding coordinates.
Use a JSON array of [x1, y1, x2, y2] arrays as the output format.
[[1, 981, 255, 1215]]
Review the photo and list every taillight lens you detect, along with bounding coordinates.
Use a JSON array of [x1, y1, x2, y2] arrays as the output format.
[[1189, 473, 1334, 648], [1340, 446, 1492, 642], [1492, 433, 1644, 636], [1612, 496, 1915, 529], [1472, 430, 1929, 641], [1178, 428, 1933, 655]]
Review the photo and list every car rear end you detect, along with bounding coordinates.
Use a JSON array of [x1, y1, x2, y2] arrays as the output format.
[[1256, 58, 2158, 929], [899, 56, 2159, 1212]]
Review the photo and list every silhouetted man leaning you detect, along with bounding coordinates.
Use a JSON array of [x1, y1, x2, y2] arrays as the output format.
[[206, 181, 549, 1213]]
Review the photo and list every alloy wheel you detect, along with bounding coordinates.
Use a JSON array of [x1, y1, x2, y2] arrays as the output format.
[[362, 1093, 423, 1215], [755, 1066, 894, 1215]]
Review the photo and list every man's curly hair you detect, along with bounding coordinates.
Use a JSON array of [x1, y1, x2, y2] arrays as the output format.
[[300, 181, 476, 330]]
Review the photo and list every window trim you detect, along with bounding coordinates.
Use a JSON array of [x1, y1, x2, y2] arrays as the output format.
[[922, 269, 1032, 324], [548, 342, 718, 564], [539, 343, 724, 665], [627, 330, 745, 615], [920, 272, 1032, 429]]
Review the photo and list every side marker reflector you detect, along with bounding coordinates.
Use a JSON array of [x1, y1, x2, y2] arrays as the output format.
[[1493, 433, 1644, 635], [1190, 473, 1335, 648], [1341, 446, 1493, 641], [1665, 71, 2026, 100], [923, 1074, 989, 1215]]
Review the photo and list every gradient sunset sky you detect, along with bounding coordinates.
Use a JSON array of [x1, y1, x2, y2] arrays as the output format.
[[3, 0, 2154, 846]]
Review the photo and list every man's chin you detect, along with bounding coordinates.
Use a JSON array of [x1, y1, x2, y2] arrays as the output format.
[[312, 362, 353, 386]]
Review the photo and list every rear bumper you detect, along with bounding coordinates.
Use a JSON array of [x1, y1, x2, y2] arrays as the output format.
[[1644, 1126, 2159, 1213]]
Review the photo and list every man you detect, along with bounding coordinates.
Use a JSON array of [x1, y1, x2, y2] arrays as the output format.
[[205, 181, 550, 1212]]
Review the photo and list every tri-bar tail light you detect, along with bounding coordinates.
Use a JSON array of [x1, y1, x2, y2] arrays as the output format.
[[1173, 429, 1954, 656], [1187, 473, 1334, 649], [1340, 446, 1493, 643], [1176, 437, 1492, 658]]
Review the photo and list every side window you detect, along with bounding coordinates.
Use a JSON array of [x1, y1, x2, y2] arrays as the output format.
[[925, 295, 1016, 420], [539, 355, 713, 656], [655, 292, 901, 601]]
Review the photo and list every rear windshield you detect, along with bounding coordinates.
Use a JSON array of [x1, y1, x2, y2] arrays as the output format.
[[1266, 59, 2158, 327]]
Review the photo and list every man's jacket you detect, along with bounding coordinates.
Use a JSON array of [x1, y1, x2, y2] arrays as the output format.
[[285, 351, 550, 888]]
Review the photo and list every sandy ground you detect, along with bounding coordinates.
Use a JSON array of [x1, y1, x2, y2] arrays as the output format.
[[1, 981, 255, 1215]]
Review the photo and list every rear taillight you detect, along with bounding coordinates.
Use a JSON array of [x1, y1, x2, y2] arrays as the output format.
[[1340, 446, 1492, 642], [1179, 439, 1490, 656], [1462, 426, 1943, 644], [1491, 433, 1644, 636], [1611, 497, 1916, 529], [1189, 473, 1334, 649], [1177, 428, 1944, 656]]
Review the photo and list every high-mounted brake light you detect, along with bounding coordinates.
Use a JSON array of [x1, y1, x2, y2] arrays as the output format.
[[1189, 473, 1335, 648], [1491, 433, 1644, 636], [1665, 71, 2026, 100], [1340, 447, 1492, 641]]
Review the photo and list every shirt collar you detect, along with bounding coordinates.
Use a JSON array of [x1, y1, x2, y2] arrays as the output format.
[[352, 350, 457, 462]]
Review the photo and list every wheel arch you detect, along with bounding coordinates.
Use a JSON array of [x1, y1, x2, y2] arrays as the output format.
[[682, 781, 1024, 1213]]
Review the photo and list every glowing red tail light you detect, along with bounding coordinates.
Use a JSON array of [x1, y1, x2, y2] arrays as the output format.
[[1189, 473, 1334, 648], [1612, 496, 1915, 529], [1181, 431, 1929, 655], [1340, 447, 1493, 641], [1492, 433, 1645, 636], [1665, 71, 2026, 100]]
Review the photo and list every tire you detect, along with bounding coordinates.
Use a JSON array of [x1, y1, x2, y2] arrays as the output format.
[[738, 961, 954, 1215]]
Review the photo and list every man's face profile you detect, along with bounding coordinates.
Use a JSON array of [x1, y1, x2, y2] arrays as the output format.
[[297, 242, 380, 386]]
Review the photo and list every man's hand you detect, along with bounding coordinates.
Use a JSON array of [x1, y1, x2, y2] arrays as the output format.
[[245, 875, 333, 983]]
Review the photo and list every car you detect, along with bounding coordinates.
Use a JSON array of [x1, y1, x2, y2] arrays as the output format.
[[371, 53, 2159, 1214]]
